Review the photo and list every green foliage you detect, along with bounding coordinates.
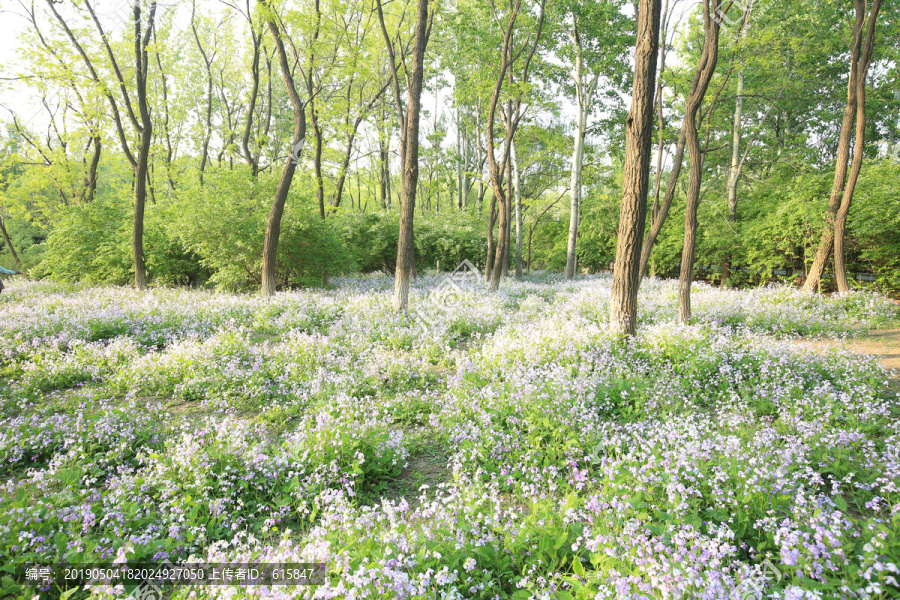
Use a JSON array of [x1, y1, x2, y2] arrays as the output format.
[[168, 170, 355, 289]]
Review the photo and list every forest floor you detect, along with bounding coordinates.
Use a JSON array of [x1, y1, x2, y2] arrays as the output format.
[[793, 328, 900, 392]]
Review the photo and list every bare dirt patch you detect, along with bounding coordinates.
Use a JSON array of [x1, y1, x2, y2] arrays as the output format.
[[380, 447, 451, 508], [793, 329, 900, 392]]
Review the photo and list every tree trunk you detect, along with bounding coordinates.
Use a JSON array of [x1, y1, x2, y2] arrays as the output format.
[[678, 1, 726, 324], [566, 101, 586, 280], [242, 29, 262, 177], [512, 140, 524, 279], [485, 1, 546, 291], [835, 4, 882, 293], [609, 0, 662, 335], [722, 1, 753, 288], [485, 193, 497, 283], [85, 135, 101, 203], [457, 106, 464, 210], [0, 218, 19, 265], [312, 119, 325, 218], [262, 2, 307, 297], [638, 128, 686, 279], [132, 1, 156, 291], [391, 0, 430, 310], [804, 0, 881, 293]]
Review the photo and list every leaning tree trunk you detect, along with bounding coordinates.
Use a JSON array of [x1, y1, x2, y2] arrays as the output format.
[[262, 4, 307, 297], [638, 129, 685, 279], [609, 0, 662, 336], [0, 218, 20, 265], [835, 1, 882, 293], [803, 0, 881, 293]]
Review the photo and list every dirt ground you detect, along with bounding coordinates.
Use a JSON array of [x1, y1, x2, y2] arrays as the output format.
[[794, 329, 900, 392]]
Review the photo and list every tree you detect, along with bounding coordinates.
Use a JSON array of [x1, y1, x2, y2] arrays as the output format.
[[376, 0, 435, 310], [677, 0, 730, 324], [45, 0, 158, 289], [259, 0, 308, 297], [609, 0, 662, 336], [803, 0, 884, 293], [483, 0, 547, 292], [550, 0, 632, 280], [637, 1, 730, 286]]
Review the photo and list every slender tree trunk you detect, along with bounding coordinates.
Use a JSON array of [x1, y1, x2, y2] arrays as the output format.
[[242, 29, 262, 177], [803, 0, 881, 293], [512, 140, 524, 279], [722, 1, 753, 287], [501, 153, 512, 278], [485, 193, 497, 282], [131, 1, 156, 290], [566, 101, 586, 280], [312, 119, 325, 218], [262, 2, 307, 297], [609, 0, 662, 336], [390, 0, 430, 310], [485, 1, 546, 291], [835, 3, 881, 292], [649, 0, 669, 223], [678, 1, 726, 324], [639, 128, 686, 279], [0, 218, 20, 265], [85, 135, 101, 203], [457, 106, 464, 210]]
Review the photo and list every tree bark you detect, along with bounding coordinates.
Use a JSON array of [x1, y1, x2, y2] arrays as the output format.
[[803, 0, 881, 293], [834, 0, 882, 293], [677, 1, 727, 323], [512, 140, 524, 279], [84, 135, 101, 203], [486, 0, 546, 292], [485, 193, 497, 282], [242, 26, 263, 177], [564, 22, 596, 281], [261, 1, 307, 297], [638, 129, 685, 279], [383, 0, 431, 310], [565, 95, 586, 280], [609, 0, 662, 336], [0, 217, 19, 265], [131, 1, 156, 290], [722, 1, 753, 287], [191, 0, 216, 185]]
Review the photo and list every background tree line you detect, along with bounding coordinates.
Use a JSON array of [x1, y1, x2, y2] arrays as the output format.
[[0, 0, 898, 303]]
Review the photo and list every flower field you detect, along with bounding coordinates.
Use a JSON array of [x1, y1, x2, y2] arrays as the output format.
[[1, 275, 898, 599]]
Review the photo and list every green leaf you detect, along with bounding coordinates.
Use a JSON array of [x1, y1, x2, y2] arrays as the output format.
[[572, 556, 585, 578]]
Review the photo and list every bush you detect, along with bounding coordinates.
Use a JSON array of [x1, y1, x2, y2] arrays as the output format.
[[169, 170, 355, 289], [337, 207, 486, 274]]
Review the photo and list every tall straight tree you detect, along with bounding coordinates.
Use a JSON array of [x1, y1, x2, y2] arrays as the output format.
[[608, 0, 662, 336], [259, 0, 308, 297], [376, 0, 434, 310], [677, 0, 731, 324], [552, 0, 632, 280], [803, 0, 884, 294]]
